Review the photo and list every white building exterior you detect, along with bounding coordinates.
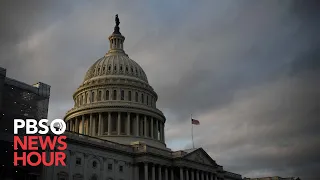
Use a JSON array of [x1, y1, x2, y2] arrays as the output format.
[[43, 16, 242, 180]]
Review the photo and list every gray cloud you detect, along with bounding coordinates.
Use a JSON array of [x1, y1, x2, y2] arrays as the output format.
[[0, 0, 319, 179]]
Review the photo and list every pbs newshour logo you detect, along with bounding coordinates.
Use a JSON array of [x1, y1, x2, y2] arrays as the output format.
[[13, 119, 67, 167]]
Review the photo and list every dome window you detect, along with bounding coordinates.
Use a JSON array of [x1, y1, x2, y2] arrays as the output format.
[[135, 69, 138, 75], [114, 65, 117, 71], [103, 66, 105, 72], [121, 90, 124, 100], [113, 90, 117, 100], [146, 95, 149, 105], [120, 65, 123, 71], [91, 92, 95, 102], [106, 90, 109, 100], [135, 92, 138, 102], [131, 68, 133, 73], [141, 94, 144, 103], [108, 65, 111, 71], [126, 66, 128, 72], [97, 68, 100, 74]]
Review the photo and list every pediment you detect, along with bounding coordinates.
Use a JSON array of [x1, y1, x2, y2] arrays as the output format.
[[183, 148, 216, 166]]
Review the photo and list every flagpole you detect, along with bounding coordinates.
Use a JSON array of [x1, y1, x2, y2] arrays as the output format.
[[191, 114, 195, 149]]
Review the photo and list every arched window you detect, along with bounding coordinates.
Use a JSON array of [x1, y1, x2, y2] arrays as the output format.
[[120, 65, 123, 71], [114, 65, 117, 71], [146, 95, 149, 105], [128, 91, 131, 101], [106, 90, 109, 100], [91, 92, 95, 102], [80, 95, 83, 105], [121, 90, 124, 100], [85, 93, 88, 104], [97, 91, 102, 101], [92, 161, 97, 168], [141, 93, 144, 103], [108, 65, 111, 71], [97, 68, 100, 74], [113, 90, 117, 100], [135, 92, 138, 102]]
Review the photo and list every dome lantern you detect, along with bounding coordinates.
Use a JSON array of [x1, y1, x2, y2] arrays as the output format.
[[108, 14, 126, 54]]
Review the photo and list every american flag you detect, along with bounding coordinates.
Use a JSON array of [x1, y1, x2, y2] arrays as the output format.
[[191, 119, 200, 125]]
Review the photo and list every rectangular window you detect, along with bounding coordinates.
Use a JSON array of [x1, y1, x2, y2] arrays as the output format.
[[76, 158, 81, 165], [108, 163, 113, 170]]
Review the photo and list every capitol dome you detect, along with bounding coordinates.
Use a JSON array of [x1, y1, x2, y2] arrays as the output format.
[[64, 15, 167, 149]]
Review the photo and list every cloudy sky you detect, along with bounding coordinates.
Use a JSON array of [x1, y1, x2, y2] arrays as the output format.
[[1, 0, 319, 179]]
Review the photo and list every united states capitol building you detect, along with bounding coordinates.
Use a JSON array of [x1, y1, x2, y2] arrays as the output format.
[[43, 16, 243, 180]]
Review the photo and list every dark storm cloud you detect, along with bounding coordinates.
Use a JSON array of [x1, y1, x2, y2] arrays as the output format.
[[0, 0, 319, 179]]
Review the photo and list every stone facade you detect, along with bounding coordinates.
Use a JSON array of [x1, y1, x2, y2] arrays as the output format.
[[43, 18, 242, 180]]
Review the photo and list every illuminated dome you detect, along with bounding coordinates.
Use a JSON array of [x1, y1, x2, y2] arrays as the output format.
[[65, 15, 166, 149]]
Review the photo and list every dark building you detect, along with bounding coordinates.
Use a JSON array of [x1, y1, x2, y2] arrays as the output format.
[[0, 66, 50, 180]]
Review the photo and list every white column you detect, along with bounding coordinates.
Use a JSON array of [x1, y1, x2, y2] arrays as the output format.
[[134, 165, 139, 180], [160, 122, 163, 141], [165, 167, 168, 180], [136, 114, 139, 136], [89, 114, 93, 136], [210, 173, 213, 180], [108, 112, 111, 135], [117, 112, 121, 135], [144, 115, 147, 137], [206, 172, 209, 180], [151, 117, 154, 138], [170, 168, 174, 180], [158, 165, 162, 180], [145, 163, 149, 180], [92, 115, 96, 136], [152, 165, 155, 180], [162, 122, 165, 142], [66, 121, 69, 131], [75, 117, 79, 133], [70, 120, 73, 132], [196, 170, 200, 180], [186, 169, 189, 180], [191, 170, 194, 180], [156, 119, 159, 140], [180, 167, 184, 180], [82, 115, 85, 134], [201, 171, 204, 180], [98, 113, 102, 135], [127, 113, 131, 135]]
